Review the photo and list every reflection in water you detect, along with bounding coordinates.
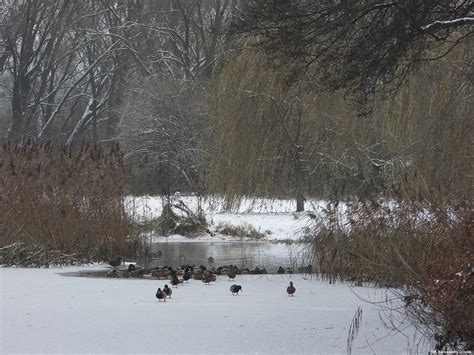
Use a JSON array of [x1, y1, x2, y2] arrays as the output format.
[[139, 241, 313, 272]]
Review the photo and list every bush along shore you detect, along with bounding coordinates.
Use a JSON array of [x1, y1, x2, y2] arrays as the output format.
[[0, 141, 145, 265], [309, 196, 472, 351]]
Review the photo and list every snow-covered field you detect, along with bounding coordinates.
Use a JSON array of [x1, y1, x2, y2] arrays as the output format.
[[0, 265, 431, 354]]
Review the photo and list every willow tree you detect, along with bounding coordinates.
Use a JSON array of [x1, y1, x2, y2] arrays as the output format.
[[371, 40, 473, 200], [208, 50, 350, 211], [208, 39, 473, 207], [208, 49, 394, 209]]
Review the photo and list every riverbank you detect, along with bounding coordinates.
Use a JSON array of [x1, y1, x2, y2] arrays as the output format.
[[128, 195, 325, 242]]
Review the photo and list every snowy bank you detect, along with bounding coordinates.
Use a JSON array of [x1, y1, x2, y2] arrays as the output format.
[[126, 195, 325, 242]]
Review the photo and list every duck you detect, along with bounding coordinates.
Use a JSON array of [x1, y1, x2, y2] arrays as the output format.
[[163, 284, 172, 299], [287, 281, 296, 296], [109, 256, 122, 270], [183, 269, 192, 282], [230, 284, 242, 295], [278, 266, 285, 274], [193, 265, 208, 280], [155, 288, 166, 302], [202, 272, 216, 284], [193, 269, 203, 280], [152, 266, 173, 279], [171, 273, 180, 287], [228, 266, 236, 281], [250, 267, 266, 274], [128, 263, 144, 276]]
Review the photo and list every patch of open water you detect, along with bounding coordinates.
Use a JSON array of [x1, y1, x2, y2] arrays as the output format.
[[63, 241, 314, 278], [147, 241, 312, 271]]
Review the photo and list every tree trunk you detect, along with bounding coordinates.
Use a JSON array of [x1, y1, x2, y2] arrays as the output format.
[[295, 156, 305, 212], [294, 107, 304, 212]]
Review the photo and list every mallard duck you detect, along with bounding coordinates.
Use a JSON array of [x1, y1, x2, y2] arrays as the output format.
[[155, 288, 166, 302], [193, 270, 203, 280], [183, 270, 191, 282], [152, 267, 172, 279], [194, 265, 207, 279], [130, 268, 144, 277], [171, 274, 180, 287], [202, 272, 216, 284], [287, 281, 296, 296], [163, 284, 172, 299], [109, 256, 122, 270], [228, 266, 236, 281], [230, 284, 242, 295]]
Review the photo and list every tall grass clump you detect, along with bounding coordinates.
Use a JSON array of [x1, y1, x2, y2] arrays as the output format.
[[309, 195, 472, 350], [0, 141, 143, 265], [407, 209, 472, 351]]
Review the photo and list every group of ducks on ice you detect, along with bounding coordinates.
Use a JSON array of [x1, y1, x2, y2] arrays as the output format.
[[108, 257, 296, 302], [154, 265, 296, 302]]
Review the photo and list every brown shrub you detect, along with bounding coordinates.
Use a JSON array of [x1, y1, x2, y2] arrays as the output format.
[[310, 200, 437, 286], [309, 198, 473, 349], [0, 141, 142, 264], [414, 211, 473, 350]]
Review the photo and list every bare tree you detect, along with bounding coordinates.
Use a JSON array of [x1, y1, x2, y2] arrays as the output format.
[[0, 1, 163, 143], [1, 0, 75, 139], [0, 1, 121, 142], [115, 0, 237, 195], [119, 76, 208, 197]]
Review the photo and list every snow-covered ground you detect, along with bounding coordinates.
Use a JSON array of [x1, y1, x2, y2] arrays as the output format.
[[126, 195, 330, 242], [0, 265, 431, 354], [126, 195, 440, 244]]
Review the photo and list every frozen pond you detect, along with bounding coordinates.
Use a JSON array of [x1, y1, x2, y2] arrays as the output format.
[[1, 266, 433, 353]]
